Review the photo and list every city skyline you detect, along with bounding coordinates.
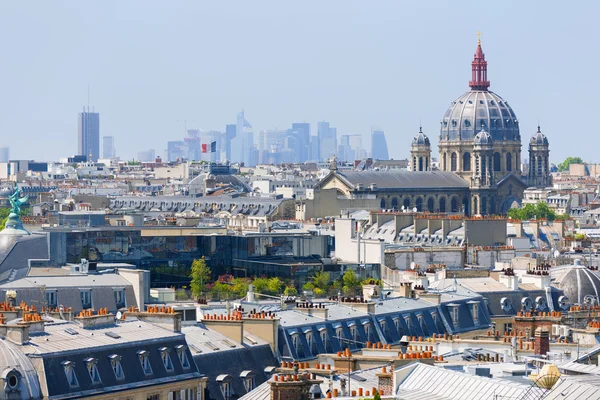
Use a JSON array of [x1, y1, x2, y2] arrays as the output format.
[[0, 2, 598, 163]]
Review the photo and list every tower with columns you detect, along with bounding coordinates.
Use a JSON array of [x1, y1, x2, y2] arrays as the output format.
[[528, 126, 551, 188], [410, 127, 431, 171]]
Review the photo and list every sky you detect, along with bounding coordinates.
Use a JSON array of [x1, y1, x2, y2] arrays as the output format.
[[0, 1, 598, 163]]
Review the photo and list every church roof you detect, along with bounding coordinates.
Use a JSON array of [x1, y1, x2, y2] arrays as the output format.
[[334, 170, 470, 190]]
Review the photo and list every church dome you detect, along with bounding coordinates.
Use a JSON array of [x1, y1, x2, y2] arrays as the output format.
[[551, 260, 600, 305], [0, 339, 42, 399], [473, 129, 493, 145], [412, 127, 430, 147], [530, 126, 549, 146], [440, 40, 520, 143]]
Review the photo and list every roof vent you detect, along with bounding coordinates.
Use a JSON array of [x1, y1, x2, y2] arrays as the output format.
[[105, 331, 121, 339], [64, 328, 78, 336]]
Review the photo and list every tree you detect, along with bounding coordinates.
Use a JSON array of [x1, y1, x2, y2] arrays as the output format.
[[558, 156, 583, 172], [190, 257, 211, 298], [311, 271, 330, 291], [507, 202, 559, 221], [284, 286, 298, 296], [342, 270, 361, 295], [267, 277, 282, 295], [252, 277, 270, 294]]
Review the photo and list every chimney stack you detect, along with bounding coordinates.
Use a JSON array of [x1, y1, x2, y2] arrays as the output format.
[[534, 327, 550, 356]]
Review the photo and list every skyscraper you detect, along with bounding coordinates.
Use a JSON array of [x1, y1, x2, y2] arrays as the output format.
[[102, 136, 115, 159], [371, 129, 389, 160], [78, 109, 100, 162], [318, 121, 337, 161], [0, 147, 9, 163], [137, 149, 156, 162], [167, 141, 185, 162], [290, 122, 310, 163]]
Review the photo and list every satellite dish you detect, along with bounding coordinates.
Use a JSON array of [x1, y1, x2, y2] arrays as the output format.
[[116, 311, 122, 320], [410, 262, 416, 270], [412, 207, 417, 213]]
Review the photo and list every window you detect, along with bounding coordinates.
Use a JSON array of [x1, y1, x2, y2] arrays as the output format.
[[80, 290, 92, 309], [320, 330, 328, 351], [451, 152, 457, 171], [364, 324, 370, 341], [451, 307, 459, 325], [306, 333, 314, 356], [394, 318, 401, 335], [85, 358, 101, 384], [159, 347, 174, 372], [506, 152, 512, 171], [108, 354, 125, 380], [46, 290, 57, 308], [463, 152, 471, 171], [138, 350, 153, 375], [113, 289, 125, 308], [62, 361, 78, 388], [147, 395, 160, 400], [350, 326, 357, 342], [241, 371, 256, 392], [176, 345, 190, 369], [494, 152, 501, 172], [169, 389, 196, 400], [336, 327, 344, 348], [220, 382, 232, 400]]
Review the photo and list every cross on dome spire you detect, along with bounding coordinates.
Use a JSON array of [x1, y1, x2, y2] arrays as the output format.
[[469, 33, 490, 91]]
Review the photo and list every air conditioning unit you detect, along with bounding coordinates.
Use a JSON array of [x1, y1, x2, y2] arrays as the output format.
[[560, 326, 570, 337], [551, 325, 560, 336]]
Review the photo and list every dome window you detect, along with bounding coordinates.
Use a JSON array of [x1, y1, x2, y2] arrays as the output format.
[[468, 100, 473, 104], [452, 120, 457, 127], [489, 100, 495, 105], [6, 372, 19, 390], [479, 100, 484, 104], [459, 100, 464, 104], [464, 120, 471, 127]]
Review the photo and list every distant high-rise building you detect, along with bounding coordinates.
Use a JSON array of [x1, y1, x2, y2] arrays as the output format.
[[318, 121, 337, 161], [137, 149, 156, 162], [371, 129, 389, 160], [0, 147, 9, 162], [338, 135, 355, 162], [102, 136, 115, 159], [231, 111, 255, 166], [167, 141, 185, 162], [78, 109, 100, 162], [224, 124, 236, 161], [185, 129, 202, 161], [290, 122, 310, 163]]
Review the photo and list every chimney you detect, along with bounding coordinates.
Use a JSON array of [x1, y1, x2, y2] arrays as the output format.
[[269, 373, 322, 400], [75, 308, 116, 330], [534, 327, 550, 356], [376, 365, 393, 396], [126, 306, 181, 333]]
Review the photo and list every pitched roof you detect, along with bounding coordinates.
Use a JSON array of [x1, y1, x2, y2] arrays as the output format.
[[332, 171, 470, 190]]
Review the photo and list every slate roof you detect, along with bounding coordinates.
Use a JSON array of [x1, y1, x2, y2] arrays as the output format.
[[543, 376, 600, 400], [0, 234, 49, 281], [333, 171, 470, 190], [395, 362, 537, 400]]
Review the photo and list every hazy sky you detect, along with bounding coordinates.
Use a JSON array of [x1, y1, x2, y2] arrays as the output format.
[[0, 1, 598, 163]]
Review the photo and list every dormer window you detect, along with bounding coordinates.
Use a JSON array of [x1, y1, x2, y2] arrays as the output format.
[[46, 290, 57, 308], [217, 375, 233, 400], [137, 350, 153, 375], [61, 361, 78, 388], [84, 358, 101, 384], [113, 288, 125, 308], [240, 371, 256, 392], [80, 289, 92, 309], [159, 347, 174, 372], [108, 354, 125, 380], [175, 344, 190, 369]]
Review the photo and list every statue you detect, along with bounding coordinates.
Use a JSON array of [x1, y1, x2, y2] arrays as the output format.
[[1, 184, 29, 236], [8, 184, 28, 216]]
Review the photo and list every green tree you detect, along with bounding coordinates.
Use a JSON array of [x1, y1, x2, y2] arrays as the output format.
[[267, 277, 282, 295], [342, 270, 361, 295], [190, 257, 211, 298], [311, 271, 330, 291], [284, 286, 298, 296], [231, 278, 250, 297], [252, 277, 270, 294], [507, 202, 559, 221], [558, 156, 583, 172], [302, 282, 315, 291]]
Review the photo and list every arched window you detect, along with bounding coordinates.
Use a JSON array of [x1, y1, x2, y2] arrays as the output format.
[[463, 152, 471, 171], [481, 197, 487, 215], [403, 198, 410, 210], [391, 198, 398, 210], [494, 152, 501, 172], [427, 198, 434, 212], [415, 197, 423, 212], [473, 197, 479, 215], [443, 153, 447, 170], [439, 197, 446, 213], [380, 198, 386, 209], [451, 153, 458, 171], [418, 157, 423, 171], [506, 153, 512, 171], [451, 197, 458, 213], [463, 196, 469, 215]]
